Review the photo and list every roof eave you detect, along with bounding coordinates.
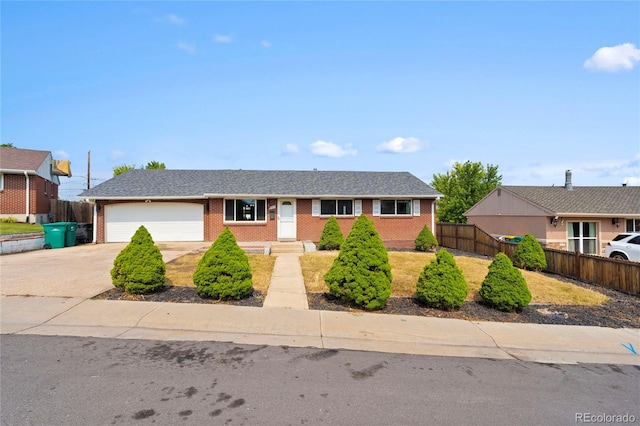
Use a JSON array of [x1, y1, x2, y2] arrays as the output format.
[[0, 168, 37, 174], [78, 195, 206, 201]]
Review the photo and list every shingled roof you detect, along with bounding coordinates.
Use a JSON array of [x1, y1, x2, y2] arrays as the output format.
[[79, 169, 442, 199], [0, 147, 50, 172], [504, 186, 640, 216]]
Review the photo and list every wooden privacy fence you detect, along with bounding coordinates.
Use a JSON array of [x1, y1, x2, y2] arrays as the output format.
[[436, 223, 640, 296], [50, 200, 94, 223]]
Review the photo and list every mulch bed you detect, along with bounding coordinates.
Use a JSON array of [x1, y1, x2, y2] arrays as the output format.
[[94, 283, 640, 329]]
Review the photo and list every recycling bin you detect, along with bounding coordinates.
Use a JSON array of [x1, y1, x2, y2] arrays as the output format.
[[42, 223, 66, 249], [64, 222, 77, 247]]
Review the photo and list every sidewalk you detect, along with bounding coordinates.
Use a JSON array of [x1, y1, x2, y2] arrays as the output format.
[[1, 243, 639, 365]]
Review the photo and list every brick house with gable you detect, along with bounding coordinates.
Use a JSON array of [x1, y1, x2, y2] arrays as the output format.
[[0, 147, 71, 223]]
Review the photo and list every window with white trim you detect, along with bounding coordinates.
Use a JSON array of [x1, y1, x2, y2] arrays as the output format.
[[568, 221, 597, 254], [626, 219, 640, 232], [44, 180, 48, 195], [380, 199, 412, 215], [0, 173, 4, 191], [224, 199, 266, 222], [320, 199, 353, 216]]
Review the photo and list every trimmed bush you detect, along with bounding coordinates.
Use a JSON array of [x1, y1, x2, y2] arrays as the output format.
[[318, 216, 344, 250], [110, 226, 166, 294], [193, 227, 253, 300], [414, 225, 438, 252], [415, 248, 468, 309], [512, 233, 547, 271], [324, 214, 392, 310], [480, 252, 531, 312]]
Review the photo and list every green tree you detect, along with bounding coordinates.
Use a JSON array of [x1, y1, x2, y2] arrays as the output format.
[[1, 143, 15, 148], [512, 233, 547, 271], [145, 161, 166, 170], [416, 248, 468, 310], [110, 226, 166, 294], [318, 216, 344, 250], [479, 252, 531, 312], [431, 161, 501, 223], [414, 225, 438, 252], [324, 214, 392, 310], [193, 227, 253, 300], [113, 164, 136, 176]]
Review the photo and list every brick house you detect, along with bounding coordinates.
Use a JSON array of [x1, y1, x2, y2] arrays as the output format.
[[0, 147, 71, 223], [79, 169, 442, 246], [465, 171, 640, 256]]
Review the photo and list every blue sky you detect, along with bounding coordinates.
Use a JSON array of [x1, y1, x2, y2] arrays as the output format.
[[2, 1, 639, 199]]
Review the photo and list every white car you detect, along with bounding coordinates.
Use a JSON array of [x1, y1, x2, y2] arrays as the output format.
[[604, 233, 640, 262]]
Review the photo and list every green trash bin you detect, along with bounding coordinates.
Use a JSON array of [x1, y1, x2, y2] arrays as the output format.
[[64, 222, 78, 247], [43, 223, 66, 249]]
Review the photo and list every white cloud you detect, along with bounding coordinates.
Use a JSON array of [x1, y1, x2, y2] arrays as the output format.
[[261, 40, 272, 48], [164, 14, 186, 25], [214, 34, 232, 43], [108, 150, 125, 162], [376, 136, 422, 154], [283, 144, 299, 155], [584, 43, 640, 72], [310, 140, 357, 158], [177, 42, 196, 54], [54, 150, 69, 159]]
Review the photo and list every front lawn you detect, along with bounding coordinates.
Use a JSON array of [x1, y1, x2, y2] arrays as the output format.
[[0, 222, 44, 235], [300, 251, 608, 306]]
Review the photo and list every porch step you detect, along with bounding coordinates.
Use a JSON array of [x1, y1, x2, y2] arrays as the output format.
[[270, 242, 304, 255]]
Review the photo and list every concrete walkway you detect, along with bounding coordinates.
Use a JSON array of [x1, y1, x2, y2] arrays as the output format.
[[1, 242, 639, 365]]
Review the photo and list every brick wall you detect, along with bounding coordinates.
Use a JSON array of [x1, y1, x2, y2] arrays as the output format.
[[0, 174, 57, 220]]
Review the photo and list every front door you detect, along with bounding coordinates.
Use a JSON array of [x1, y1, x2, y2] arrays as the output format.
[[277, 199, 296, 240]]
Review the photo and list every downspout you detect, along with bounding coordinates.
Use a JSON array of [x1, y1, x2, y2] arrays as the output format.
[[431, 197, 440, 238], [24, 171, 30, 223], [92, 203, 98, 243]]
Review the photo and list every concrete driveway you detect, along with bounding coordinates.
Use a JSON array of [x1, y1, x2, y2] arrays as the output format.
[[0, 242, 208, 299]]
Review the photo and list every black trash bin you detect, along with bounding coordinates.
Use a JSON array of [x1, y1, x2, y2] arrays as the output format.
[[76, 223, 93, 244]]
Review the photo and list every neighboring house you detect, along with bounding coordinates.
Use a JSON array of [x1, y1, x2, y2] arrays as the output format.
[[465, 170, 640, 256], [0, 147, 71, 224], [78, 169, 442, 246]]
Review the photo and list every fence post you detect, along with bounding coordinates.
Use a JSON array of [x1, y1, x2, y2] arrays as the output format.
[[575, 251, 581, 281]]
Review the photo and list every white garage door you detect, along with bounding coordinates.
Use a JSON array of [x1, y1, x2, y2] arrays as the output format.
[[105, 202, 204, 242]]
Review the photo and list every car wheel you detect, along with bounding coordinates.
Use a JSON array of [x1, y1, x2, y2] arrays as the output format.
[[611, 253, 628, 260]]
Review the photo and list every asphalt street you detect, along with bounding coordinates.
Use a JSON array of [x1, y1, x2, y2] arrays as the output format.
[[1, 335, 638, 425]]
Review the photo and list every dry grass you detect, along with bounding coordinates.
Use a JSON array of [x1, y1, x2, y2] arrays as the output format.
[[300, 251, 608, 306], [165, 253, 276, 293]]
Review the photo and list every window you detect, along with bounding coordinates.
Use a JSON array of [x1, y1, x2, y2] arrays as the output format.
[[224, 199, 266, 222], [626, 219, 640, 233], [320, 199, 353, 216], [568, 221, 597, 254], [0, 173, 3, 191], [44, 180, 48, 195], [380, 199, 412, 215]]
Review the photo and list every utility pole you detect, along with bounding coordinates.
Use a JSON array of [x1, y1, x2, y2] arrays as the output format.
[[87, 151, 91, 190]]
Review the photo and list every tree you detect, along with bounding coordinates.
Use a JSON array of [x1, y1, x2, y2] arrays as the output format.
[[1, 143, 15, 148], [414, 225, 438, 252], [113, 164, 136, 176], [145, 161, 166, 170], [324, 214, 392, 310], [110, 226, 166, 294], [512, 233, 547, 271], [318, 216, 344, 250], [431, 161, 501, 223], [415, 248, 468, 310], [193, 227, 253, 300], [479, 252, 531, 312]]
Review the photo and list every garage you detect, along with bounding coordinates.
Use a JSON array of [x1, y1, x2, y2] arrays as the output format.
[[105, 202, 204, 242]]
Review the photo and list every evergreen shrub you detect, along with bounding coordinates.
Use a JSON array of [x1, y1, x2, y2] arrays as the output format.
[[512, 233, 547, 271], [324, 214, 392, 310], [193, 227, 253, 300], [415, 248, 468, 309], [110, 226, 166, 294], [318, 216, 344, 250], [479, 252, 532, 312], [414, 225, 438, 252]]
